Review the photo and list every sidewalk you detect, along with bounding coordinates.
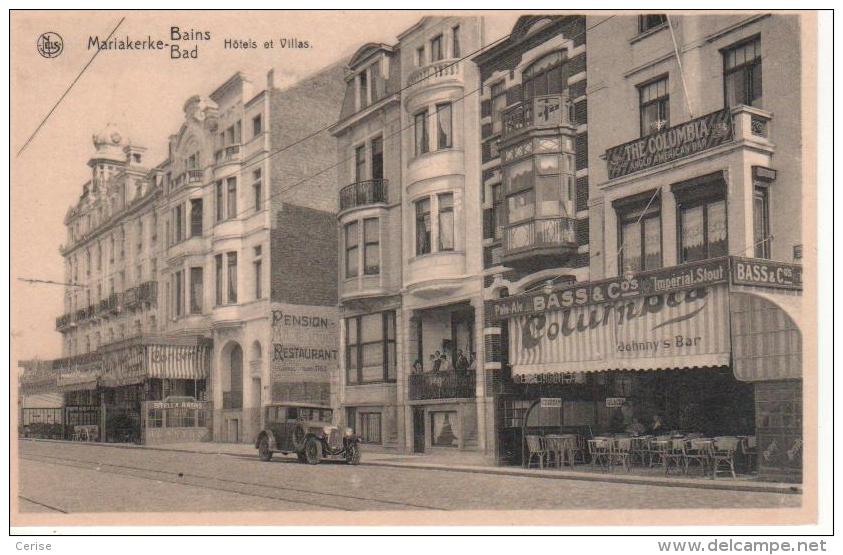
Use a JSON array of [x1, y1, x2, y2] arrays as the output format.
[[21, 438, 802, 495]]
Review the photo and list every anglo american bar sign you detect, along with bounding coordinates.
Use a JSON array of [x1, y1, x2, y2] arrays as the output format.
[[605, 109, 733, 179]]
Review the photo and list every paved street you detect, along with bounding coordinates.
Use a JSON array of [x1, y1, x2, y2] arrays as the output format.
[[17, 440, 801, 513]]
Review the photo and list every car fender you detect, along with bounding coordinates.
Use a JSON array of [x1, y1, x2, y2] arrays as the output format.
[[255, 430, 278, 451]]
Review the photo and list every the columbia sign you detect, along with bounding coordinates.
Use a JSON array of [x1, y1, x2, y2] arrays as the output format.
[[605, 109, 733, 179]]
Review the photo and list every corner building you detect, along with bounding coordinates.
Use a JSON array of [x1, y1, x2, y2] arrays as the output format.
[[481, 14, 805, 482]]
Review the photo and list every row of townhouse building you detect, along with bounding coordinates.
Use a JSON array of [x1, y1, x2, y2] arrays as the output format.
[[21, 13, 806, 483]]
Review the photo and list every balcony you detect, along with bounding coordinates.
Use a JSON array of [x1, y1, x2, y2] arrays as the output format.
[[222, 390, 243, 410], [214, 145, 242, 165], [408, 371, 476, 401], [407, 59, 463, 89], [501, 216, 577, 270], [186, 169, 203, 183], [339, 179, 388, 211], [97, 293, 122, 316], [124, 281, 158, 309], [501, 94, 573, 143], [74, 305, 97, 324]]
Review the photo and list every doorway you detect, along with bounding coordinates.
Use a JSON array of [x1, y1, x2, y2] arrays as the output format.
[[412, 407, 425, 453]]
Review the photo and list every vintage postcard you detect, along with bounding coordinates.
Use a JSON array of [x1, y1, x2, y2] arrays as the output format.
[[9, 8, 823, 531]]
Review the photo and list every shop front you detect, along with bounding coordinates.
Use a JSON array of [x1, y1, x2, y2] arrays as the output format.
[[97, 335, 212, 445], [486, 257, 803, 482]]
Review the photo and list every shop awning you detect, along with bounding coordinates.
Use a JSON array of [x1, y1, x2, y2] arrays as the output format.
[[99, 336, 211, 387], [510, 284, 731, 377], [730, 292, 802, 381]]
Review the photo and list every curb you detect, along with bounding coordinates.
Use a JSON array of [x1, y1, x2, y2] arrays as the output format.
[[20, 438, 801, 495]]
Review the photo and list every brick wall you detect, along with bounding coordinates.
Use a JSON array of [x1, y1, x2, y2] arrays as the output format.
[[269, 61, 347, 215], [270, 203, 338, 306]]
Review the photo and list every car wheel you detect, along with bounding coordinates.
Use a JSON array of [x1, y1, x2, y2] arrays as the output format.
[[258, 436, 273, 462], [296, 451, 307, 463], [304, 436, 322, 465], [345, 443, 361, 465]]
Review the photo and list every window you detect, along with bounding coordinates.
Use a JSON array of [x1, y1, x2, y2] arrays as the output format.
[[173, 205, 184, 243], [416, 45, 425, 66], [358, 69, 369, 109], [252, 114, 262, 137], [215, 181, 224, 222], [723, 37, 762, 108], [491, 183, 504, 240], [363, 218, 379, 275], [227, 252, 238, 303], [96, 243, 102, 270], [753, 185, 771, 259], [189, 267, 203, 314], [452, 25, 461, 58], [136, 263, 143, 283], [490, 81, 507, 135], [436, 103, 453, 150], [136, 220, 143, 251], [174, 270, 183, 317], [438, 193, 454, 251], [523, 51, 565, 100], [253, 169, 262, 212], [359, 412, 382, 444], [354, 144, 366, 183], [346, 311, 397, 384], [345, 222, 359, 278], [508, 189, 535, 224], [676, 181, 728, 263], [190, 198, 203, 237], [415, 197, 431, 255], [226, 177, 237, 219], [639, 77, 670, 136], [253, 245, 263, 299], [371, 136, 383, 181], [616, 193, 662, 274], [430, 34, 443, 62], [214, 254, 223, 305], [639, 14, 667, 33], [414, 110, 429, 156]]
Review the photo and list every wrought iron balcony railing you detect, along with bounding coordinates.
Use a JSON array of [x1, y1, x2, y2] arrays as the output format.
[[408, 371, 476, 401], [503, 216, 577, 255], [339, 179, 389, 211], [501, 94, 573, 141]]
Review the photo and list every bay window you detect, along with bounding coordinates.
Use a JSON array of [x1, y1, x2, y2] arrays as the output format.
[[215, 254, 223, 305], [490, 81, 507, 135], [345, 221, 359, 278], [438, 193, 454, 251], [226, 177, 237, 219], [430, 34, 443, 62], [414, 110, 429, 156], [226, 252, 238, 303], [363, 218, 380, 275], [415, 197, 432, 255], [436, 103, 453, 150], [189, 267, 203, 314], [523, 51, 565, 100]]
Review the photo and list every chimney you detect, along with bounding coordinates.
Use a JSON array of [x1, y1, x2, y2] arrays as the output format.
[[267, 68, 275, 90]]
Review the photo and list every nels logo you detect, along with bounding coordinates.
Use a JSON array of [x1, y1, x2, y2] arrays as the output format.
[[37, 32, 63, 58]]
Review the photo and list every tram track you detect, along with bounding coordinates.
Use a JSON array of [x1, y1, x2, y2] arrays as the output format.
[[19, 452, 449, 512]]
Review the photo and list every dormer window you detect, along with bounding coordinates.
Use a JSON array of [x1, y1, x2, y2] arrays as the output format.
[[416, 46, 426, 67], [358, 70, 369, 110], [430, 34, 443, 62]]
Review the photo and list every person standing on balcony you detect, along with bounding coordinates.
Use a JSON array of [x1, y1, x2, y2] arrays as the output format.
[[440, 353, 453, 373], [455, 350, 469, 376], [430, 353, 441, 373]]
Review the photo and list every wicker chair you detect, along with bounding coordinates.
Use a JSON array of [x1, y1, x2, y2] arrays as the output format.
[[526, 435, 549, 469], [712, 436, 741, 479], [684, 438, 714, 476], [609, 437, 633, 472], [587, 437, 611, 471]]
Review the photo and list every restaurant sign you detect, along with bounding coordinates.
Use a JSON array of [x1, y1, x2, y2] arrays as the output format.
[[731, 257, 803, 290], [605, 108, 733, 179], [540, 397, 562, 408], [605, 397, 626, 408], [486, 257, 729, 323], [509, 283, 731, 376]]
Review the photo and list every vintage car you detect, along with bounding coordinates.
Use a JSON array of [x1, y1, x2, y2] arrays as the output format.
[[254, 402, 361, 465]]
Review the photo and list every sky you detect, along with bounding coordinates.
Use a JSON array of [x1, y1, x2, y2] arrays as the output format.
[[10, 11, 520, 363]]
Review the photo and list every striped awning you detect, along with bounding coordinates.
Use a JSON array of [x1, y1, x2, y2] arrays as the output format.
[[730, 292, 802, 381], [510, 284, 731, 376], [98, 336, 211, 386]]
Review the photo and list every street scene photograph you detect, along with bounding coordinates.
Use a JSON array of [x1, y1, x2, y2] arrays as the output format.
[[9, 8, 823, 531]]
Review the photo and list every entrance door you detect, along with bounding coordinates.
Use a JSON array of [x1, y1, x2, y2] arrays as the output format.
[[228, 418, 239, 443], [412, 407, 425, 453]]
